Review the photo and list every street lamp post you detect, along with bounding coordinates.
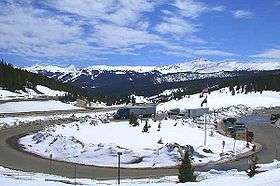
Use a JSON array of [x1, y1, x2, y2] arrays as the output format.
[[117, 152, 122, 185], [49, 154, 53, 175]]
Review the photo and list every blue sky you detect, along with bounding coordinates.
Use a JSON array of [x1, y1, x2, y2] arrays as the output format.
[[0, 0, 280, 67]]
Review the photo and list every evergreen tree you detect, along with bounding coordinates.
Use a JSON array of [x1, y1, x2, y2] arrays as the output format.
[[131, 96, 136, 105], [129, 114, 139, 127], [178, 151, 196, 183], [246, 155, 259, 178], [157, 121, 161, 131], [142, 120, 149, 133]]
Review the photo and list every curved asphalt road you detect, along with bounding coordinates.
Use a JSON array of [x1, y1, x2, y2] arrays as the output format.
[[0, 122, 178, 180], [0, 116, 279, 180]]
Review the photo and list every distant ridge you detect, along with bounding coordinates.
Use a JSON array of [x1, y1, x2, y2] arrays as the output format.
[[26, 58, 280, 74]]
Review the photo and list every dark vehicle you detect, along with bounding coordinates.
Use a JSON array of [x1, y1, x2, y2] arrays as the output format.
[[271, 114, 280, 124], [223, 117, 237, 124], [114, 104, 156, 119], [168, 108, 180, 116]]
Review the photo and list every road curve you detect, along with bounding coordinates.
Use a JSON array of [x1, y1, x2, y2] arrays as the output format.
[[0, 117, 279, 180], [0, 122, 178, 180]]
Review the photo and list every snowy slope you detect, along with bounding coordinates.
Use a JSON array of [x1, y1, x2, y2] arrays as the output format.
[[156, 58, 280, 74], [0, 85, 66, 100], [36, 85, 66, 97], [26, 64, 77, 74], [157, 87, 280, 112], [0, 100, 81, 113]]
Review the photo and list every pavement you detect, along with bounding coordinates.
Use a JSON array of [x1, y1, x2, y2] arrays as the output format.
[[0, 108, 279, 180]]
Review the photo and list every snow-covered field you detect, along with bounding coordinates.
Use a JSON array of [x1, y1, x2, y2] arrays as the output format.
[[20, 118, 251, 168], [0, 85, 65, 100], [0, 100, 81, 114], [157, 88, 280, 112], [0, 160, 280, 186], [35, 85, 66, 97]]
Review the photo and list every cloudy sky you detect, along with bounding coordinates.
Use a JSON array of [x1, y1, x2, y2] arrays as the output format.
[[0, 0, 280, 66]]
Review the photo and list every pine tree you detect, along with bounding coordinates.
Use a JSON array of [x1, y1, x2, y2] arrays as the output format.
[[157, 121, 161, 131], [131, 96, 136, 105], [129, 114, 139, 127], [142, 120, 149, 132], [178, 151, 196, 183], [247, 155, 259, 178]]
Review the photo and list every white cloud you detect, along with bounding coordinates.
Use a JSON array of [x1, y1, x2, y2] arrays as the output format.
[[252, 48, 280, 59], [155, 16, 198, 35], [173, 0, 225, 18], [193, 49, 236, 57], [0, 0, 234, 62], [0, 3, 91, 59], [43, 0, 157, 27], [155, 0, 224, 38], [233, 10, 254, 19], [91, 24, 163, 49]]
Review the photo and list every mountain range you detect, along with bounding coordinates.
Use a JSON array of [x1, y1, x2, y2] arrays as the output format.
[[26, 58, 280, 74], [24, 58, 280, 97]]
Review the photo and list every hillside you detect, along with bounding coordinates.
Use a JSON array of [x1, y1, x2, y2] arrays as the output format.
[[0, 60, 87, 101], [24, 59, 280, 100]]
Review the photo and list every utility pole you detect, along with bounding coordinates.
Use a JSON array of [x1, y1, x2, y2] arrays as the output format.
[[117, 152, 122, 185], [74, 164, 77, 185], [49, 154, 53, 175]]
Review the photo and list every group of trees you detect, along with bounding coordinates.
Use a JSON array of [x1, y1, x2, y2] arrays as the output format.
[[0, 60, 90, 101]]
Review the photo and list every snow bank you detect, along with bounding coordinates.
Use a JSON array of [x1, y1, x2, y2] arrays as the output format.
[[0, 100, 81, 113], [157, 88, 280, 112], [0, 89, 20, 98]]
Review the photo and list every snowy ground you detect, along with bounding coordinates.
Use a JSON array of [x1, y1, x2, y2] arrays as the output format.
[[35, 85, 66, 97], [0, 160, 280, 185], [20, 118, 252, 168], [0, 110, 113, 128], [157, 88, 280, 112], [0, 100, 82, 114], [0, 85, 65, 100]]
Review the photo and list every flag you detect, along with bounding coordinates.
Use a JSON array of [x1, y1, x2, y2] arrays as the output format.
[[201, 96, 207, 107], [200, 88, 208, 98], [202, 88, 208, 94]]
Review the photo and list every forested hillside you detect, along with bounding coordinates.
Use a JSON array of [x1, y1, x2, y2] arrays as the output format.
[[0, 60, 85, 100], [1, 59, 280, 105]]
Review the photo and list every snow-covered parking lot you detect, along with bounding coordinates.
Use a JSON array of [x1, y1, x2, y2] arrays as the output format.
[[20, 118, 251, 168]]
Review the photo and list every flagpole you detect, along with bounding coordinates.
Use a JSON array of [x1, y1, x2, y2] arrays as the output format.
[[204, 95, 207, 146], [204, 113, 207, 146]]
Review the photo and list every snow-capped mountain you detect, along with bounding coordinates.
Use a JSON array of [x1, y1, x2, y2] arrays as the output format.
[[155, 58, 280, 74], [26, 58, 280, 75], [24, 58, 280, 97]]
